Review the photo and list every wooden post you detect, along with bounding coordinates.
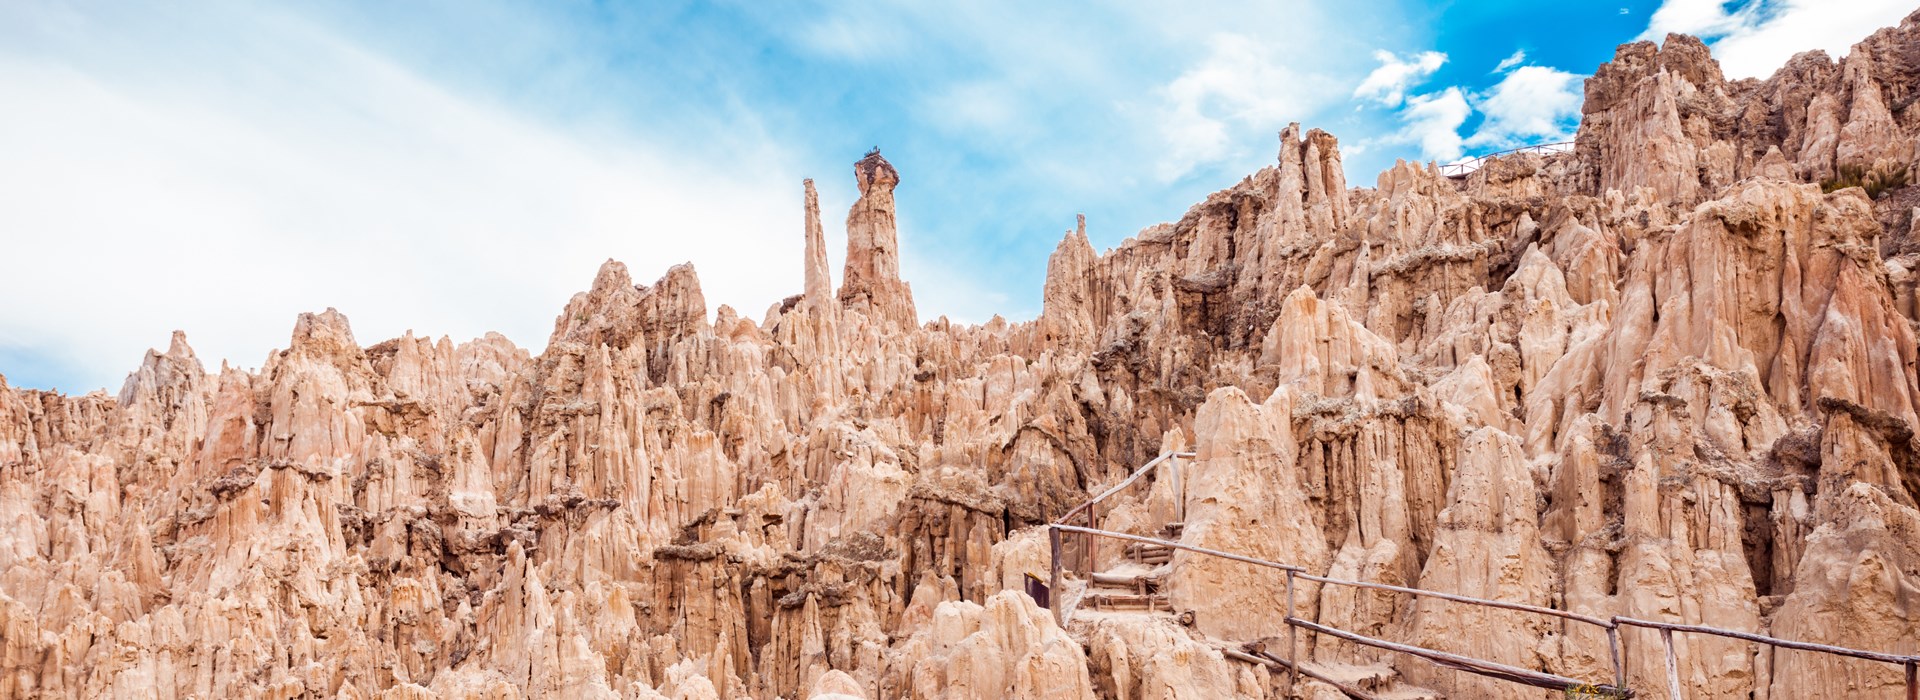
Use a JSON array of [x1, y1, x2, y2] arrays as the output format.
[[1049, 526, 1063, 626], [1906, 659, 1916, 700], [1087, 502, 1098, 575], [1607, 625, 1625, 692], [1286, 570, 1300, 686], [1662, 628, 1682, 699]]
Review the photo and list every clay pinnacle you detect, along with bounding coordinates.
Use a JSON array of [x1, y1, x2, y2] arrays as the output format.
[[840, 148, 915, 328]]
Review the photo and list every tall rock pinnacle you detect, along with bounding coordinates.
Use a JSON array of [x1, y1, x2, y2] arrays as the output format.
[[802, 178, 832, 308], [839, 149, 917, 327]]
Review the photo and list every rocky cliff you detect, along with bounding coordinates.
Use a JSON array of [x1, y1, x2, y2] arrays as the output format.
[[5, 11, 1920, 700]]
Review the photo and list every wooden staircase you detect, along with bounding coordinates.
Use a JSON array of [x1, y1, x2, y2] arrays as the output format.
[[1081, 522, 1179, 612]]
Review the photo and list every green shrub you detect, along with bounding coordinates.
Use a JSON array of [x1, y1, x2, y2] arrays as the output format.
[[1822, 161, 1911, 199]]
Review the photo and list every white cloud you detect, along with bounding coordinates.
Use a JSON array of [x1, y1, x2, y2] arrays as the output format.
[[0, 4, 805, 392], [1394, 88, 1472, 162], [1465, 65, 1584, 148], [1157, 33, 1332, 181], [1353, 49, 1448, 107], [1493, 49, 1527, 73], [1641, 0, 1764, 40], [1641, 0, 1914, 78]]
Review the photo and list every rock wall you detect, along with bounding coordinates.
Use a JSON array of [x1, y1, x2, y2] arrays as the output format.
[[5, 11, 1920, 699]]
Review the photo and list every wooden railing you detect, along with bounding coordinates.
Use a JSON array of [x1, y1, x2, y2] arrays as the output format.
[[1047, 525, 1633, 698], [1615, 617, 1919, 700], [1051, 450, 1192, 576], [1439, 141, 1575, 177], [1043, 453, 1920, 699]]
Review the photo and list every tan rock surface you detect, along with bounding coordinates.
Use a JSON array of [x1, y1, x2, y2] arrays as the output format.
[[8, 13, 1920, 699]]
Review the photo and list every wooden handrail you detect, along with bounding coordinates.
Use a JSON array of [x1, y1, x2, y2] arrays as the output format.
[[1043, 448, 1919, 698], [1614, 616, 1919, 665], [1053, 525, 1611, 623], [1225, 645, 1383, 700], [1288, 617, 1634, 697], [1293, 571, 1614, 628], [1045, 523, 1920, 696], [1054, 451, 1194, 525], [1049, 524, 1305, 572]]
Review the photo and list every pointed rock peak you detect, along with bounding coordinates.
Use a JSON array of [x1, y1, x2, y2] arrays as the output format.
[[591, 258, 634, 295], [651, 262, 702, 295], [1044, 218, 1097, 295], [1052, 222, 1095, 259], [129, 330, 203, 378], [855, 147, 899, 196], [119, 329, 209, 408], [803, 178, 832, 306], [166, 330, 195, 359], [1282, 284, 1319, 309], [1305, 127, 1341, 152], [551, 259, 645, 347], [290, 307, 359, 356], [1655, 32, 1723, 86], [1274, 123, 1351, 229], [840, 148, 916, 327], [1279, 122, 1302, 148], [1040, 218, 1098, 345], [640, 263, 710, 335]]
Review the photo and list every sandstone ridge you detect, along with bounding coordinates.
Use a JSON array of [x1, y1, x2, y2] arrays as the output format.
[[6, 12, 1920, 699]]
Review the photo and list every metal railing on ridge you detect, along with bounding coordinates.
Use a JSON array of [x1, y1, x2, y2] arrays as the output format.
[[1439, 141, 1575, 178], [1043, 450, 1920, 699]]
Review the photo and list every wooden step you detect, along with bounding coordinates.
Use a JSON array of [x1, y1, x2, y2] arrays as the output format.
[[1090, 571, 1163, 591], [1083, 592, 1171, 610], [1163, 522, 1184, 537], [1338, 663, 1399, 691], [1374, 688, 1441, 700], [1124, 542, 1174, 557]]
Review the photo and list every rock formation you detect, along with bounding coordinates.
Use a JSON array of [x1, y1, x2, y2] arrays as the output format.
[[839, 150, 916, 330], [5, 10, 1920, 699], [803, 179, 833, 310]]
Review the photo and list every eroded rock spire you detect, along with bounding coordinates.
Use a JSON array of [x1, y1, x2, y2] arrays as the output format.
[[802, 178, 832, 308], [839, 148, 916, 328]]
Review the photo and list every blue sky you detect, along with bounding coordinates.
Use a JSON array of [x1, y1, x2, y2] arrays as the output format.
[[1, 0, 1912, 393]]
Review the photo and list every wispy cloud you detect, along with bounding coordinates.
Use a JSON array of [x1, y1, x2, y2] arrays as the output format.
[[1354, 50, 1448, 108], [1492, 49, 1528, 73], [1360, 38, 1581, 164], [1158, 33, 1338, 181], [1398, 88, 1472, 162], [0, 2, 804, 391], [1641, 0, 1769, 40], [1465, 65, 1583, 148]]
